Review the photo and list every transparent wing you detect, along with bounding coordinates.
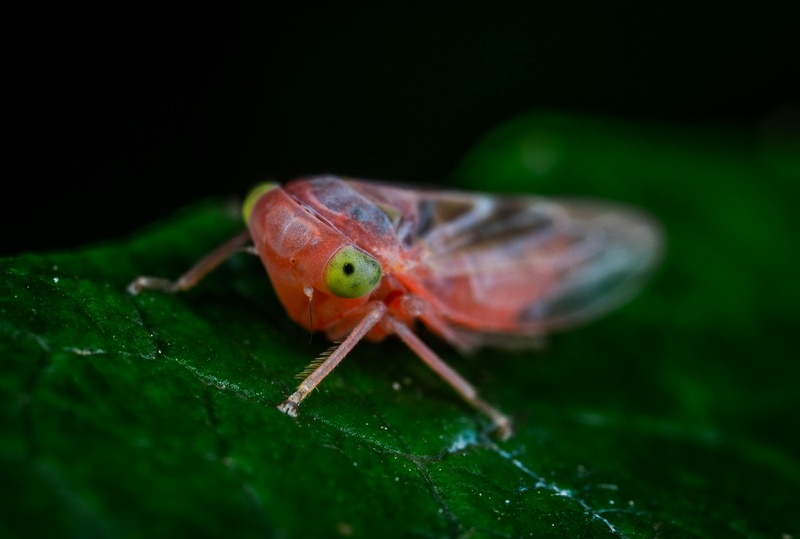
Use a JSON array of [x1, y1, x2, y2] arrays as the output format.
[[348, 180, 664, 351]]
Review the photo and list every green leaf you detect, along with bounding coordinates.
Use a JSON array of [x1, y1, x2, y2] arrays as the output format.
[[2, 112, 798, 538]]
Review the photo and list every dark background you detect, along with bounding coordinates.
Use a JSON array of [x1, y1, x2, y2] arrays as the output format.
[[4, 3, 798, 256]]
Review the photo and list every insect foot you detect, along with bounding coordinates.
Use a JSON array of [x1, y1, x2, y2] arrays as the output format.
[[277, 400, 300, 417], [494, 415, 514, 442], [126, 276, 174, 295]]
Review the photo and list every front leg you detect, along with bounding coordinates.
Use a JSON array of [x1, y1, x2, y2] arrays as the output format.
[[277, 302, 388, 416], [127, 230, 252, 295]]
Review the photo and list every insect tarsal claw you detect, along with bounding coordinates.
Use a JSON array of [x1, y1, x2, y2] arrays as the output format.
[[126, 278, 145, 295], [277, 400, 299, 417], [494, 417, 514, 442]]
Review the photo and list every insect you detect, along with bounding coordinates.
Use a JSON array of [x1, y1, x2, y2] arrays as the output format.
[[128, 176, 662, 440]]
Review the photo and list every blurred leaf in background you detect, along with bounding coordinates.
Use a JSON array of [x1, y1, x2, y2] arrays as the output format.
[[1, 112, 798, 538]]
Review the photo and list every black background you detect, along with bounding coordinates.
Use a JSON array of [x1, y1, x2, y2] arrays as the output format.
[[4, 3, 798, 256]]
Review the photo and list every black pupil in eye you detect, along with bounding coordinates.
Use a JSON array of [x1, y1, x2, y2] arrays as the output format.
[[343, 262, 355, 276]]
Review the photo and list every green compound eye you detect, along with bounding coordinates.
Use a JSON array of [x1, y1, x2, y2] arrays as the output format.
[[242, 182, 278, 224], [325, 245, 382, 298]]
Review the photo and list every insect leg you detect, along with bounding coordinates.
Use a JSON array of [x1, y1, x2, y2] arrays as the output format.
[[127, 230, 252, 295], [386, 317, 513, 441], [277, 302, 388, 417]]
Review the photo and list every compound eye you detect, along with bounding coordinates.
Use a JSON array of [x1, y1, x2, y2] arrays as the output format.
[[242, 182, 278, 224], [325, 245, 382, 298]]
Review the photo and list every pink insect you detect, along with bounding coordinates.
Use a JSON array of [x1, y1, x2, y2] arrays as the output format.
[[129, 176, 662, 440]]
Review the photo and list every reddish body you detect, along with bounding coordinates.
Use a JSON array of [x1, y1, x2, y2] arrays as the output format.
[[132, 175, 661, 439], [248, 176, 661, 352]]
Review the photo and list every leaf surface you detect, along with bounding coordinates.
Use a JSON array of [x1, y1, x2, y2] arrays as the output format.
[[2, 113, 798, 538]]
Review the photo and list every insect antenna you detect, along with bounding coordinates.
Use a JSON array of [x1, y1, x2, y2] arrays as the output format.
[[303, 285, 314, 343], [295, 341, 342, 383]]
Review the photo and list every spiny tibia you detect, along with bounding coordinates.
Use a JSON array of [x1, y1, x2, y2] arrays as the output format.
[[294, 341, 342, 381]]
